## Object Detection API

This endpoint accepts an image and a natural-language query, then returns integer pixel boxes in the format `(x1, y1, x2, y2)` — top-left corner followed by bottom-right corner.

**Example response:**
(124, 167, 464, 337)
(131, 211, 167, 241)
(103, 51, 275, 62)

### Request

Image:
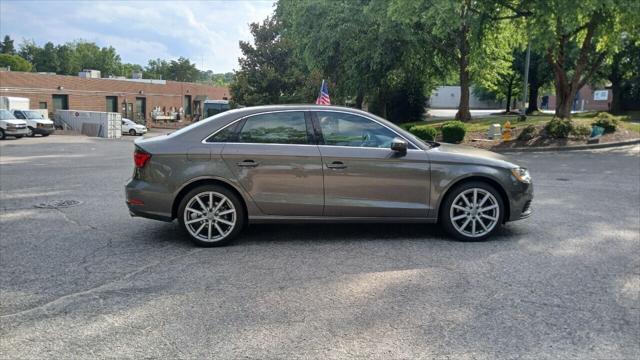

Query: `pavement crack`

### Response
(0, 248, 204, 320)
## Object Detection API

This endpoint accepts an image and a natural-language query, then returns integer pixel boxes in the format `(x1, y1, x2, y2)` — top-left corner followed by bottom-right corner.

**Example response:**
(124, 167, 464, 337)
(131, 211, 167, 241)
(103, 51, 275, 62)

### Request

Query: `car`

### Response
(121, 118, 147, 136)
(0, 109, 29, 140)
(12, 109, 55, 137)
(125, 105, 533, 246)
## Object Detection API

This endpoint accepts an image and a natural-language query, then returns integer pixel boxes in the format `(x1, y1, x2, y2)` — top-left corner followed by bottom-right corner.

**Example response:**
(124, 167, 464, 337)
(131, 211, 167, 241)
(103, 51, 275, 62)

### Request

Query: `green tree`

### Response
(144, 58, 170, 79)
(168, 57, 199, 82)
(607, 33, 640, 113)
(0, 35, 16, 54)
(390, 0, 527, 121)
(278, 0, 437, 122)
(0, 54, 32, 71)
(527, 0, 640, 118)
(33, 42, 59, 73)
(231, 16, 317, 106)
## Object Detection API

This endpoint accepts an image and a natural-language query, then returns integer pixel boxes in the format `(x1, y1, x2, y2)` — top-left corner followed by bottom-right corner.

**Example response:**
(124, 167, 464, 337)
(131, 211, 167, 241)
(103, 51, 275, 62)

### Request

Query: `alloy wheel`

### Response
(183, 191, 236, 242)
(449, 188, 500, 238)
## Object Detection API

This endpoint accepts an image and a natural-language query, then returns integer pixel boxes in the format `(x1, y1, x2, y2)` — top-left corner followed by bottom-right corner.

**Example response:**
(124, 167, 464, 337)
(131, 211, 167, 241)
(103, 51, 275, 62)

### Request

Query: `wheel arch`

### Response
(436, 175, 511, 223)
(171, 177, 249, 221)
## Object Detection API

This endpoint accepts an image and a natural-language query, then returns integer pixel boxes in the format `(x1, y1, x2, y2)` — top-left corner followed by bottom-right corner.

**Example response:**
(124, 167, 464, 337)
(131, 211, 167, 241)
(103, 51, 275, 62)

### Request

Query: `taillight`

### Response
(134, 150, 151, 168)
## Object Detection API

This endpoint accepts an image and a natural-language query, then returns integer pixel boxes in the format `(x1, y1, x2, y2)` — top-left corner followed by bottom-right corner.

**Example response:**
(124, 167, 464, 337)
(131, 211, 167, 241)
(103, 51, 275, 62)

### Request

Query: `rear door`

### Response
(221, 111, 324, 216)
(312, 110, 430, 218)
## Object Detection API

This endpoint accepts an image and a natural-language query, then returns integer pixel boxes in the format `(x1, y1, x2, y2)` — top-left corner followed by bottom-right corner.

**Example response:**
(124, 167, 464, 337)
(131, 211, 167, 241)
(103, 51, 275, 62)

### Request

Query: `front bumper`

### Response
(33, 127, 55, 135)
(508, 182, 533, 222)
(4, 127, 29, 136)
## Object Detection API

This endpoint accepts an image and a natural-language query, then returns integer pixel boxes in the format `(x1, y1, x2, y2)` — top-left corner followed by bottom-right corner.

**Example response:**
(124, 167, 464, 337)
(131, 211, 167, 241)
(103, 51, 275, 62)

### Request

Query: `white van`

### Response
(12, 109, 55, 137)
(0, 109, 29, 140)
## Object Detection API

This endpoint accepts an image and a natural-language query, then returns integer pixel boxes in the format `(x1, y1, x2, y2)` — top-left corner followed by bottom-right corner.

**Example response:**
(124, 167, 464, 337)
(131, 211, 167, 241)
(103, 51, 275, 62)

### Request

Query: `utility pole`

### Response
(521, 41, 531, 115)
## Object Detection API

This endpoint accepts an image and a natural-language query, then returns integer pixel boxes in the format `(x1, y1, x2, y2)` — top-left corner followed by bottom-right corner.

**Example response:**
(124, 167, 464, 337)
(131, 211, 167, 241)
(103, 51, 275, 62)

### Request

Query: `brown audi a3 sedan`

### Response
(126, 105, 532, 246)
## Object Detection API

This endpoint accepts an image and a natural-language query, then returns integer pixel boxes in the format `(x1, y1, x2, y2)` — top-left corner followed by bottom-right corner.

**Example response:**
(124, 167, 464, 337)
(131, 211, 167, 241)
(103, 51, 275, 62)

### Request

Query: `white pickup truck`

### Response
(12, 109, 55, 137)
(0, 109, 29, 140)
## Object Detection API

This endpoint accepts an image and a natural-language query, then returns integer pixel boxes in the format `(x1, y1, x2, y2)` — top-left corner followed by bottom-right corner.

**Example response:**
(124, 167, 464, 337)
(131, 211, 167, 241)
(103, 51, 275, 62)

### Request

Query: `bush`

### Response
(591, 113, 618, 133)
(409, 125, 438, 141)
(545, 118, 574, 138)
(441, 121, 466, 143)
(518, 124, 537, 141)
(571, 124, 592, 139)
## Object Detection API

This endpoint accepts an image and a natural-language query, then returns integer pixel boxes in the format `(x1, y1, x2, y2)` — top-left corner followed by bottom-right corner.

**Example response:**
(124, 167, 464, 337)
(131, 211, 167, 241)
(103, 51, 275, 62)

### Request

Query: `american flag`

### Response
(315, 80, 330, 105)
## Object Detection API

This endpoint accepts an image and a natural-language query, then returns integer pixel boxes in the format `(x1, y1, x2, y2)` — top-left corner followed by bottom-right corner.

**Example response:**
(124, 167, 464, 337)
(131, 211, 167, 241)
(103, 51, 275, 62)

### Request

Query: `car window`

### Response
(237, 112, 310, 144)
(23, 111, 44, 119)
(315, 111, 398, 148)
(0, 110, 17, 120)
(207, 121, 240, 143)
(13, 111, 26, 119)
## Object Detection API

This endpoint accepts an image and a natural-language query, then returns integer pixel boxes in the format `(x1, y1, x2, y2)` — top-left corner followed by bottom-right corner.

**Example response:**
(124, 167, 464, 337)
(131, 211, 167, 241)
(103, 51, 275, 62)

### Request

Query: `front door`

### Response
(136, 97, 146, 122)
(221, 111, 324, 216)
(313, 111, 430, 217)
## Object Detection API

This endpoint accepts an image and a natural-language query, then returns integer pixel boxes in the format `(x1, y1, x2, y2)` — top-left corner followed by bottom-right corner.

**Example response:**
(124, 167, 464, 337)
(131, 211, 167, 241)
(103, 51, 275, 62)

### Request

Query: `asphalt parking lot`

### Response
(1, 133, 639, 359)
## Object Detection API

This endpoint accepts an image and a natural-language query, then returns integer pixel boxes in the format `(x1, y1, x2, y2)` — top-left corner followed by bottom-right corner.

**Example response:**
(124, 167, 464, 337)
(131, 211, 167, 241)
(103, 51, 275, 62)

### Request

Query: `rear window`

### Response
(237, 112, 310, 145)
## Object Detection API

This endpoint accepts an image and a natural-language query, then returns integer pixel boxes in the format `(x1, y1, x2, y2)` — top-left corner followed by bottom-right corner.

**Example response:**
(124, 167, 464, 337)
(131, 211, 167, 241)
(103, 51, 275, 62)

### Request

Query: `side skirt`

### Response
(249, 216, 437, 224)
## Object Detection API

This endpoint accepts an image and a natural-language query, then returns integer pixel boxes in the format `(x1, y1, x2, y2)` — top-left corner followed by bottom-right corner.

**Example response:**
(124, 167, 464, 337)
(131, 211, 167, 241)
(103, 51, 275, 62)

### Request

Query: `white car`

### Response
(0, 109, 29, 140)
(122, 118, 147, 136)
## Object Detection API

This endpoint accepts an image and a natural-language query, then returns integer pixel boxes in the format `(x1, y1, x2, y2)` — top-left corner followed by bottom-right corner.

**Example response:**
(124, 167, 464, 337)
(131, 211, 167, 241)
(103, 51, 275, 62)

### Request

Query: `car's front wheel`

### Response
(129, 129, 137, 136)
(441, 181, 504, 241)
(177, 185, 245, 247)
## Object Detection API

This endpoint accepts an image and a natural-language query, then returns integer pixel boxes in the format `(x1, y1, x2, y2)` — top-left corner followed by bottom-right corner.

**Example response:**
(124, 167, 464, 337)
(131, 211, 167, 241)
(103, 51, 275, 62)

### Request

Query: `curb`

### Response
(492, 138, 640, 153)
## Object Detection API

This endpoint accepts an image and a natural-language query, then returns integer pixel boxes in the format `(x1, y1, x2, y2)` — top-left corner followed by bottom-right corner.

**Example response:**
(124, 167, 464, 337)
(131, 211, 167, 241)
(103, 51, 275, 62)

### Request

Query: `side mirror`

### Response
(390, 137, 407, 155)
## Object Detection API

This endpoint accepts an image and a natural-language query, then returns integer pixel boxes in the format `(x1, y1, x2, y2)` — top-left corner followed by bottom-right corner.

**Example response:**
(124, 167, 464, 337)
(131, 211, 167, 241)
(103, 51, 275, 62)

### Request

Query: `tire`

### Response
(177, 185, 246, 247)
(42, 133, 50, 137)
(441, 181, 505, 242)
(15, 135, 23, 139)
(0, 129, 5, 140)
(129, 129, 137, 136)
(27, 127, 34, 137)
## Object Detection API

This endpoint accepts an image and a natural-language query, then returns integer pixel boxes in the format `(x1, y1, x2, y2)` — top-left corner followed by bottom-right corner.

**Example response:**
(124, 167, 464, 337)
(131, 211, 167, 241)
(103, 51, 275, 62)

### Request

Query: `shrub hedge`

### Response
(441, 121, 466, 143)
(591, 113, 618, 133)
(518, 124, 537, 141)
(545, 118, 574, 138)
(409, 125, 438, 141)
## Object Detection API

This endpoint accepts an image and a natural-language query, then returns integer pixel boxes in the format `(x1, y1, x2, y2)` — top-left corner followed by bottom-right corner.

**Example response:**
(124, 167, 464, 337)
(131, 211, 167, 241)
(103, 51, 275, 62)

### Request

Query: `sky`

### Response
(0, 0, 275, 73)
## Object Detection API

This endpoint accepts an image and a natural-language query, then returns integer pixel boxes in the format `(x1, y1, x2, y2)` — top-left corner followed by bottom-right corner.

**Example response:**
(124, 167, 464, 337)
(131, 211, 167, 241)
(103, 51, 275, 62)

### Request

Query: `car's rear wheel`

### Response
(15, 135, 23, 139)
(129, 129, 136, 136)
(441, 181, 504, 241)
(0, 129, 6, 140)
(177, 185, 245, 247)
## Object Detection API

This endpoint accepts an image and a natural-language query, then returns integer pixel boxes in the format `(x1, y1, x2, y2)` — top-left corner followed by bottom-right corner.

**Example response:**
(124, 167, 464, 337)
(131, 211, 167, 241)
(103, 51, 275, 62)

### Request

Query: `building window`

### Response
(52, 95, 69, 111)
(39, 102, 47, 109)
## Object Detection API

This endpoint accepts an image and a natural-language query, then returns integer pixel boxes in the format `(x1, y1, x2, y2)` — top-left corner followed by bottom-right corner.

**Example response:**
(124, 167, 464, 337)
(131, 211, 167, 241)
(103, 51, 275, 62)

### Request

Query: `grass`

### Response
(401, 111, 640, 135)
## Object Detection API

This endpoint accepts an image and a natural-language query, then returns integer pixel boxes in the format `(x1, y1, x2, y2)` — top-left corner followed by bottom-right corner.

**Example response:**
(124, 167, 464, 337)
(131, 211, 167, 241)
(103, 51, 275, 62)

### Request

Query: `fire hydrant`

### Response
(502, 121, 512, 141)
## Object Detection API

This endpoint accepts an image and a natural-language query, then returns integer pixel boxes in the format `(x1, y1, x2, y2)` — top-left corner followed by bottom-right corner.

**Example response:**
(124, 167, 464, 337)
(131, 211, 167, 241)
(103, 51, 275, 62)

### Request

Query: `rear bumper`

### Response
(125, 178, 174, 222)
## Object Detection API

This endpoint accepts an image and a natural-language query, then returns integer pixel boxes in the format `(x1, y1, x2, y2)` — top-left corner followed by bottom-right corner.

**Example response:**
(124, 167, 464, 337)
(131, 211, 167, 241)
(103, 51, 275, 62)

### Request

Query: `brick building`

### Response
(0, 71, 230, 125)
(544, 85, 611, 112)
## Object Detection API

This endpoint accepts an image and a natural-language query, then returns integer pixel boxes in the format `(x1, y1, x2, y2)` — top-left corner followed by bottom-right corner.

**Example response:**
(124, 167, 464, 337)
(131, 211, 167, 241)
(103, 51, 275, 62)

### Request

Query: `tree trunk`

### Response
(505, 77, 514, 113)
(610, 81, 622, 114)
(526, 83, 540, 114)
(355, 91, 364, 109)
(455, 18, 472, 122)
(555, 84, 575, 119)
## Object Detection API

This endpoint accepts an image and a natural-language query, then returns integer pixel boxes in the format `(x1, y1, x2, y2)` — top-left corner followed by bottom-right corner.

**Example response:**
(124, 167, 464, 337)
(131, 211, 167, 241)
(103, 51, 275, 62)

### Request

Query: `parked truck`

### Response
(0, 109, 28, 140)
(0, 96, 55, 137)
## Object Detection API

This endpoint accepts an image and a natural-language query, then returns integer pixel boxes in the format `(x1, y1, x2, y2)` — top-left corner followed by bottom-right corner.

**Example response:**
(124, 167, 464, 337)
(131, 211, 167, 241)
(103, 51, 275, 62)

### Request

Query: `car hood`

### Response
(31, 119, 54, 124)
(428, 142, 518, 168)
(2, 119, 27, 126)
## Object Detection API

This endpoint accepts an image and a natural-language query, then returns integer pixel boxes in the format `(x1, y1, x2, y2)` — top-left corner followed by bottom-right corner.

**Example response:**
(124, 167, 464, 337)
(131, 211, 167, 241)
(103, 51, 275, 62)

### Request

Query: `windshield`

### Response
(0, 109, 17, 120)
(23, 110, 45, 119)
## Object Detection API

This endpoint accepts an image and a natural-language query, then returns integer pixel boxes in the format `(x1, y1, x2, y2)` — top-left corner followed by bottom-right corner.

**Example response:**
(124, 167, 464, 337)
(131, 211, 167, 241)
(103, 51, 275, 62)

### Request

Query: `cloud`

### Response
(0, 0, 275, 72)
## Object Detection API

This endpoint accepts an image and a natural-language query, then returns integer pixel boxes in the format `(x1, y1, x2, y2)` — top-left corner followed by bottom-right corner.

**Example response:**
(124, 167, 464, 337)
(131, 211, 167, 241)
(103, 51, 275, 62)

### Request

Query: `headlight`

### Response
(511, 167, 531, 183)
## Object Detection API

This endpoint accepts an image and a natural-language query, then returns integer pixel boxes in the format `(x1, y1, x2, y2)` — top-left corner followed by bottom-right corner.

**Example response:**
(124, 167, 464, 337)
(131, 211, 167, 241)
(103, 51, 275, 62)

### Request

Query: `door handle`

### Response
(326, 161, 347, 169)
(236, 160, 259, 168)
